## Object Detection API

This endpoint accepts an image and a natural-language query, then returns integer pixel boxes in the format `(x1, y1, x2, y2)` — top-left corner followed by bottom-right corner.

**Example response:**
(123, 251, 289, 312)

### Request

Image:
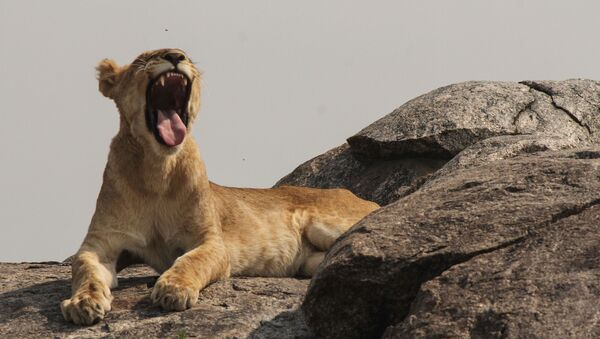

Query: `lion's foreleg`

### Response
(60, 231, 124, 325)
(151, 238, 231, 311)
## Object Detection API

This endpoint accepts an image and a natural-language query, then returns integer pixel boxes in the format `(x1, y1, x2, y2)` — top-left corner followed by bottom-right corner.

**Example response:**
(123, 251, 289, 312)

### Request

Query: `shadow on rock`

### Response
(0, 277, 76, 332)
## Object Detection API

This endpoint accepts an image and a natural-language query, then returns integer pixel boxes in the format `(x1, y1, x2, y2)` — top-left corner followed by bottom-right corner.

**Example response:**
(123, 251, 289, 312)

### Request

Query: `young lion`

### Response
(60, 48, 379, 325)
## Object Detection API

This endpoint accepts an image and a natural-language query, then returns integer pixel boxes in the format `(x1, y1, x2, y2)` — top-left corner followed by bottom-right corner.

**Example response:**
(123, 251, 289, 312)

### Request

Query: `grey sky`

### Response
(1, 0, 600, 261)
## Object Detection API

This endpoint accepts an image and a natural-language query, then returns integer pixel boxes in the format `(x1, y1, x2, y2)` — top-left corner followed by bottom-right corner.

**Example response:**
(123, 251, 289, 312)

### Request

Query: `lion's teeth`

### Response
(156, 72, 186, 86)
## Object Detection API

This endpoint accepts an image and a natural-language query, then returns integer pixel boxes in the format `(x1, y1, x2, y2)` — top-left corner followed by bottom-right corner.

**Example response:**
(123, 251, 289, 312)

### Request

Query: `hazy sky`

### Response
(2, 1, 600, 262)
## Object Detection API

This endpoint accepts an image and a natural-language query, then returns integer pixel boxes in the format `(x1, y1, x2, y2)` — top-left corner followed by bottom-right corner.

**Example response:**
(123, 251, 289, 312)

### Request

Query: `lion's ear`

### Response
(96, 59, 121, 99)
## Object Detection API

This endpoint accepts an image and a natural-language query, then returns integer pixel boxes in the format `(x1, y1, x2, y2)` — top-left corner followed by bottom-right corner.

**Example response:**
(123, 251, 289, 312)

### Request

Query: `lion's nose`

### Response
(163, 52, 186, 66)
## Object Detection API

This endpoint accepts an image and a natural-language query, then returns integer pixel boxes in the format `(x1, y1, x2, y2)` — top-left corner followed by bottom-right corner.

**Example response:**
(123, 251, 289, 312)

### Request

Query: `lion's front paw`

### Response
(60, 290, 112, 325)
(151, 274, 199, 311)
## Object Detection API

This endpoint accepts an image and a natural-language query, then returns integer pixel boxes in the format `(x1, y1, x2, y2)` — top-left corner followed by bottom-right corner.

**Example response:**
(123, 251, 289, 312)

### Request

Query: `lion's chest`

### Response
(130, 199, 201, 273)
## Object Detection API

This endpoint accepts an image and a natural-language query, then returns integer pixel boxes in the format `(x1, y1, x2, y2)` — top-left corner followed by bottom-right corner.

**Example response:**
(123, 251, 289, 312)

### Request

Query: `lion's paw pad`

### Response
(151, 278, 199, 311)
(61, 293, 111, 325)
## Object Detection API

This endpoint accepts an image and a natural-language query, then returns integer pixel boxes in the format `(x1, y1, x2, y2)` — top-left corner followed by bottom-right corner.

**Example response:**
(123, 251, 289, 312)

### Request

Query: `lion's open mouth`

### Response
(145, 71, 191, 147)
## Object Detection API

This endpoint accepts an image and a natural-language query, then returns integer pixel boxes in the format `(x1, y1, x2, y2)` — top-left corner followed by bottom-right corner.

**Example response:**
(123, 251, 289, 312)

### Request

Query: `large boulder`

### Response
(302, 148, 600, 338)
(289, 79, 600, 338)
(346, 81, 593, 158)
(277, 80, 600, 206)
(386, 202, 600, 338)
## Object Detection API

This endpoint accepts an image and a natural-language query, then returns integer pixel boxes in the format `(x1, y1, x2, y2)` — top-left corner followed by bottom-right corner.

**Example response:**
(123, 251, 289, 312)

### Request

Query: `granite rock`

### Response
(0, 263, 311, 338)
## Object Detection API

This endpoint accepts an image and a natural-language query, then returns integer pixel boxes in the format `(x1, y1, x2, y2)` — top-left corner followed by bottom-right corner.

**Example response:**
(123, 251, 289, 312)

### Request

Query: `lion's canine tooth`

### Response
(160, 76, 165, 86)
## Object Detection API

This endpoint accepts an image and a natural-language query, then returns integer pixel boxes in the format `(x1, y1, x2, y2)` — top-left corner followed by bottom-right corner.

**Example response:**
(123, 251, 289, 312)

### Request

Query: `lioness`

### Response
(60, 48, 379, 325)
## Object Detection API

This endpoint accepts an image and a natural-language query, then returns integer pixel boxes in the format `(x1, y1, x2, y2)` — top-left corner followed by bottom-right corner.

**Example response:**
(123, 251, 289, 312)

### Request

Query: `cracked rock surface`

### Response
(347, 81, 537, 158)
(521, 79, 600, 137)
(278, 80, 600, 206)
(346, 81, 597, 158)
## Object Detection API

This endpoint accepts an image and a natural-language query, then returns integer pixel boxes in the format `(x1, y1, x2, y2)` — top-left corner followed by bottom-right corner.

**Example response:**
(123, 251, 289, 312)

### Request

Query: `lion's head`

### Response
(96, 48, 201, 155)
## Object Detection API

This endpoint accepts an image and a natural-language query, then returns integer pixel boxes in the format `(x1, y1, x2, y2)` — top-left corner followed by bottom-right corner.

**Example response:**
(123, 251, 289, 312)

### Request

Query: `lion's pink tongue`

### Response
(157, 109, 187, 146)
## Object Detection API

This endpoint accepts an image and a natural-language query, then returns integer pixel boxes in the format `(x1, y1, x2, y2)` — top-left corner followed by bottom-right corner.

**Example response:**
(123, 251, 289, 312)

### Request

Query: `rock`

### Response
(302, 148, 600, 338)
(284, 80, 600, 338)
(521, 79, 600, 138)
(346, 81, 594, 159)
(275, 144, 446, 206)
(0, 263, 311, 338)
(422, 134, 586, 187)
(347, 81, 535, 158)
(385, 203, 600, 338)
(278, 80, 598, 207)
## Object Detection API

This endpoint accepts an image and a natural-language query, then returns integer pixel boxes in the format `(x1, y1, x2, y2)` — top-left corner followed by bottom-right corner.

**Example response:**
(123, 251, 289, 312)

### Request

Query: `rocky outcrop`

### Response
(277, 79, 600, 206)
(4, 79, 600, 338)
(386, 201, 600, 338)
(290, 79, 600, 338)
(303, 148, 600, 338)
(275, 144, 446, 206)
(0, 263, 310, 338)
(347, 80, 596, 158)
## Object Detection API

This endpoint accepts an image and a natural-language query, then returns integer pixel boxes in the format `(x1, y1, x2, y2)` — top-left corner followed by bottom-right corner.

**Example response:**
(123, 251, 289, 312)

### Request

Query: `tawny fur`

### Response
(60, 48, 379, 325)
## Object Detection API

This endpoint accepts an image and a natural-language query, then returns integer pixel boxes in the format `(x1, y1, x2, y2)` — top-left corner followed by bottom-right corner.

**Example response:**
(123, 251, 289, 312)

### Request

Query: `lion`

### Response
(60, 48, 380, 325)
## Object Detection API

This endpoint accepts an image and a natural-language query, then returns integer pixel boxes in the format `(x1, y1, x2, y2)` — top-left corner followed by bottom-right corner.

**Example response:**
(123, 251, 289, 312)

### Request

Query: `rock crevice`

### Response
(521, 80, 593, 134)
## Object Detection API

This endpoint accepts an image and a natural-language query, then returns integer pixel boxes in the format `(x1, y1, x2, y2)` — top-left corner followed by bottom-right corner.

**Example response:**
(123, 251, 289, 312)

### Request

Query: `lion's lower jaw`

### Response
(140, 132, 189, 158)
(153, 143, 184, 157)
(126, 119, 192, 157)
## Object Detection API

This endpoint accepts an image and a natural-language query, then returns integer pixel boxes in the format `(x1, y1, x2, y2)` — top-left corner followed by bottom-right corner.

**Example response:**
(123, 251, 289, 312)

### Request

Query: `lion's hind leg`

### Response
(304, 221, 345, 251)
(300, 251, 325, 276)
(300, 221, 348, 277)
